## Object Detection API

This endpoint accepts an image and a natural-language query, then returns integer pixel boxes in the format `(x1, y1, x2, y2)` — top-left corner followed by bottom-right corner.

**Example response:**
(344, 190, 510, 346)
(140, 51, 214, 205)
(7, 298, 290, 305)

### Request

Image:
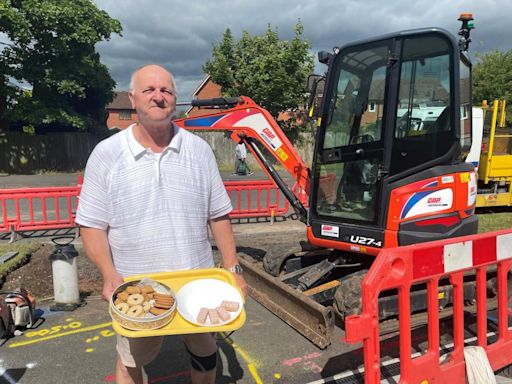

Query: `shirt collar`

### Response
(126, 123, 183, 159)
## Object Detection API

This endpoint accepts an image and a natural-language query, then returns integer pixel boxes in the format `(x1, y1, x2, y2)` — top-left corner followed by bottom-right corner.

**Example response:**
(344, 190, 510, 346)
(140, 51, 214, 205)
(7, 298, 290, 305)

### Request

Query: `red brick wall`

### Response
(107, 110, 138, 130)
(187, 81, 222, 117)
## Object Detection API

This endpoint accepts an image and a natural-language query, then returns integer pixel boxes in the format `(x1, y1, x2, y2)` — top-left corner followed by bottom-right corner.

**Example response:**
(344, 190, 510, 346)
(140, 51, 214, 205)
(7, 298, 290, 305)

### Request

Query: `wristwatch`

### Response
(226, 264, 244, 275)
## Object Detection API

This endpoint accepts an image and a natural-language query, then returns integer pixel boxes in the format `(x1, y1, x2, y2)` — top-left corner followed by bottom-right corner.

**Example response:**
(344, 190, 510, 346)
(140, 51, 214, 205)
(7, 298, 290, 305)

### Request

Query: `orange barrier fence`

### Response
(224, 179, 290, 219)
(0, 185, 81, 239)
(344, 229, 512, 383)
(1, 178, 294, 239)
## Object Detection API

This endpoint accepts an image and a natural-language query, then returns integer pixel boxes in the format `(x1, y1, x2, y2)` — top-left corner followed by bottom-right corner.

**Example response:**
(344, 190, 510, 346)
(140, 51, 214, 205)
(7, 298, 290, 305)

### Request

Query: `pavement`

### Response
(0, 170, 280, 189)
(4, 219, 512, 384)
(3, 173, 512, 383)
(0, 173, 353, 384)
(1, 218, 367, 384)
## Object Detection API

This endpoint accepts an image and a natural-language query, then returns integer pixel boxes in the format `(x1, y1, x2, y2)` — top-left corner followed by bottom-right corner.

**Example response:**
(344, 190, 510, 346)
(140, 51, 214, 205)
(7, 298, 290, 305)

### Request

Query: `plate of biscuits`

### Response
(109, 278, 177, 331)
(176, 278, 243, 327)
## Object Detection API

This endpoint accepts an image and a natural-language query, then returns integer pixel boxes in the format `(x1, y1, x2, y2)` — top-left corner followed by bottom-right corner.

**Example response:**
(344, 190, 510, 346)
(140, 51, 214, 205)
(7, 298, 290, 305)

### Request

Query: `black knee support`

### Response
(187, 348, 217, 372)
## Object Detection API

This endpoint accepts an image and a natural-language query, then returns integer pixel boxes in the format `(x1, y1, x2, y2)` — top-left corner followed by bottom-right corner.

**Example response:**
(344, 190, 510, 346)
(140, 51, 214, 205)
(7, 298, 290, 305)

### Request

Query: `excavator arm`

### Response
(174, 96, 310, 220)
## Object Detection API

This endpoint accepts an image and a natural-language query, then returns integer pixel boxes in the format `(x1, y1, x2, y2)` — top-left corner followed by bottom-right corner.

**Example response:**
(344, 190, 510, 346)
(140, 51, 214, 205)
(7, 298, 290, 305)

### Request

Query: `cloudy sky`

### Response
(93, 0, 509, 103)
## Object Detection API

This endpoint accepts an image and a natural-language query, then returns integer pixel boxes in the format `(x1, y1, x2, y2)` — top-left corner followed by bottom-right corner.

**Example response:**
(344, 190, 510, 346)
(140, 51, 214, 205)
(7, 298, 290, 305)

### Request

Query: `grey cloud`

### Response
(94, 0, 512, 101)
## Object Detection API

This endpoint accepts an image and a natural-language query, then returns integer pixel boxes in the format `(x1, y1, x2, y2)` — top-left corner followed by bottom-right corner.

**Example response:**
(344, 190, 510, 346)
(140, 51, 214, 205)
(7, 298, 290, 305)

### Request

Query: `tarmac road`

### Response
(0, 170, 281, 189)
(2, 173, 512, 383)
(5, 220, 511, 384)
(1, 219, 369, 384)
(0, 172, 363, 383)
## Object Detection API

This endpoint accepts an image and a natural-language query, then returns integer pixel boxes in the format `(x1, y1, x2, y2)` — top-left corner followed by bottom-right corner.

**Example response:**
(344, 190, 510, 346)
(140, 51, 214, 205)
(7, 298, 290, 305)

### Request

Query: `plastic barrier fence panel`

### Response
(345, 229, 512, 384)
(1, 179, 289, 238)
(0, 186, 80, 233)
(225, 180, 290, 218)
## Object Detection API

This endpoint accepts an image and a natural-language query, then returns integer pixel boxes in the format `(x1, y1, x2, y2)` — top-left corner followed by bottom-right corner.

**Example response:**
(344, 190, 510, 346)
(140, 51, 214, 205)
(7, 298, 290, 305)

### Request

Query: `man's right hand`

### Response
(80, 227, 123, 302)
(102, 272, 125, 301)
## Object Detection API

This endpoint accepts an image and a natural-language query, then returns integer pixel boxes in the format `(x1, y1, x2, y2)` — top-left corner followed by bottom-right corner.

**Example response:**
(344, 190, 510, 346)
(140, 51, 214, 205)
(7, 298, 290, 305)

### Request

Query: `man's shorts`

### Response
(117, 333, 218, 368)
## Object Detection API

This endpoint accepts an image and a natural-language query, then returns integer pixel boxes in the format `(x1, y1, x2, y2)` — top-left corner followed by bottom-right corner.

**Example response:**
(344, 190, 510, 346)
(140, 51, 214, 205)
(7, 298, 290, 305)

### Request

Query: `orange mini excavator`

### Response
(175, 15, 480, 347)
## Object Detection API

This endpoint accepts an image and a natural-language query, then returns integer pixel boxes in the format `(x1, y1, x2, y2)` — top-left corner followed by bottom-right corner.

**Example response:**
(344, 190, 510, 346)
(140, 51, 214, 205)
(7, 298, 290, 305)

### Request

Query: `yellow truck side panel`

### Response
(479, 154, 512, 182)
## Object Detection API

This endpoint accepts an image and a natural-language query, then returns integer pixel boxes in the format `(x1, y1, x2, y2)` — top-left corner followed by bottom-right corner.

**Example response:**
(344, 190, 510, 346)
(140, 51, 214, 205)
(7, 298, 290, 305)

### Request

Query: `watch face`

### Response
(230, 265, 243, 274)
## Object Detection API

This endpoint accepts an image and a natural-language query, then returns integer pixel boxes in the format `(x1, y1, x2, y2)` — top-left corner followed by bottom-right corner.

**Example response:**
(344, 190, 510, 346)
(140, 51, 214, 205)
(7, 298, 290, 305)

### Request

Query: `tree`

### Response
(0, 0, 122, 133)
(473, 50, 512, 109)
(203, 21, 314, 138)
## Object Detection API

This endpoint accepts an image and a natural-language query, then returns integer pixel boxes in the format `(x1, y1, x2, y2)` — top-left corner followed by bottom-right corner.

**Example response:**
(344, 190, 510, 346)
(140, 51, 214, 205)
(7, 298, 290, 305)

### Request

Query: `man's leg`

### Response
(234, 158, 241, 174)
(182, 333, 218, 384)
(116, 356, 144, 384)
(190, 363, 216, 384)
(116, 334, 163, 384)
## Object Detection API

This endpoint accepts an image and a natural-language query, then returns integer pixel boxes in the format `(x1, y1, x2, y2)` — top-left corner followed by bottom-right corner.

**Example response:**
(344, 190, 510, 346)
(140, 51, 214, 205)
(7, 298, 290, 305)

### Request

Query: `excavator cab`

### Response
(308, 27, 476, 253)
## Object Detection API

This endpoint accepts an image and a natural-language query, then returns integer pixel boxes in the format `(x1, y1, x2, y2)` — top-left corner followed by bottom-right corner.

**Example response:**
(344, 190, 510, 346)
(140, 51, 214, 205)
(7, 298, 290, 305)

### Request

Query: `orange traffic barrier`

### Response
(1, 178, 292, 240)
(0, 185, 81, 241)
(344, 229, 512, 383)
(224, 179, 290, 218)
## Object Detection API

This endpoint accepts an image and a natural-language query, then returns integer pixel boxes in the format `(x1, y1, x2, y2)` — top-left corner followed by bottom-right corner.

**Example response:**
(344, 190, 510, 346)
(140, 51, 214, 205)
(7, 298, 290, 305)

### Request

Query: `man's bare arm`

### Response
(209, 215, 247, 297)
(80, 226, 124, 301)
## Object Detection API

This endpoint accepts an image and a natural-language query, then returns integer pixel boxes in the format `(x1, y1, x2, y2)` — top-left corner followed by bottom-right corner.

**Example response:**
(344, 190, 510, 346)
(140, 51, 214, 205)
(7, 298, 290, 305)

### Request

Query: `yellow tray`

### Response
(111, 268, 246, 337)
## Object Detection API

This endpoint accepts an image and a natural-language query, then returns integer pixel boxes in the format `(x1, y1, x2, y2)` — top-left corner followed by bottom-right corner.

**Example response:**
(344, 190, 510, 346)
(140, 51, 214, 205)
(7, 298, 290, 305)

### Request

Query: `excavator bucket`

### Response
(239, 255, 335, 349)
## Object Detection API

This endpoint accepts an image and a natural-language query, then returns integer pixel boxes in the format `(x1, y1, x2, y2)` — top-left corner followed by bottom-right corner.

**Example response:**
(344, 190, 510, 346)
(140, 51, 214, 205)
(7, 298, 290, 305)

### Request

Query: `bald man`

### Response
(76, 64, 246, 384)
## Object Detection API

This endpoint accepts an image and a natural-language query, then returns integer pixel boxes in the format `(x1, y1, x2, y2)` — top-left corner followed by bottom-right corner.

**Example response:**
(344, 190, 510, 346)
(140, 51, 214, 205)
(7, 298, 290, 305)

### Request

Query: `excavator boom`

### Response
(174, 96, 310, 207)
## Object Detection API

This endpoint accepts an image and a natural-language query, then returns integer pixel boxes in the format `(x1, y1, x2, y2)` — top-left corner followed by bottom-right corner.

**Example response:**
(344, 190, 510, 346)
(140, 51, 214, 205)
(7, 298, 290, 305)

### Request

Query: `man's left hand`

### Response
(234, 274, 248, 298)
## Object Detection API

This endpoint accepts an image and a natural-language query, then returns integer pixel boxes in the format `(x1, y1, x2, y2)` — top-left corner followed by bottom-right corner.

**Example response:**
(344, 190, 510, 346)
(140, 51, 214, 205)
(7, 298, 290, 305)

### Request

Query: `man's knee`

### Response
(187, 349, 217, 372)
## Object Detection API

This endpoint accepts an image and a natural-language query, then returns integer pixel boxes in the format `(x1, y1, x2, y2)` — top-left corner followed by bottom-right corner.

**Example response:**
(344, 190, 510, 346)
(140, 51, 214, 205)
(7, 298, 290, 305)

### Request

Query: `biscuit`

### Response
(221, 300, 240, 312)
(154, 302, 173, 309)
(116, 302, 129, 314)
(209, 309, 220, 324)
(149, 306, 168, 316)
(127, 304, 143, 317)
(216, 306, 231, 322)
(153, 293, 173, 300)
(127, 293, 144, 306)
(117, 291, 129, 301)
(141, 285, 154, 294)
(154, 297, 174, 304)
(126, 286, 141, 294)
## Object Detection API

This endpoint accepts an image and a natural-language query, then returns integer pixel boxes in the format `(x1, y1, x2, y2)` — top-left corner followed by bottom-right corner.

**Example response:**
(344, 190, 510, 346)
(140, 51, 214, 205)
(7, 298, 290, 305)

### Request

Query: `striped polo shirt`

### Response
(75, 123, 232, 277)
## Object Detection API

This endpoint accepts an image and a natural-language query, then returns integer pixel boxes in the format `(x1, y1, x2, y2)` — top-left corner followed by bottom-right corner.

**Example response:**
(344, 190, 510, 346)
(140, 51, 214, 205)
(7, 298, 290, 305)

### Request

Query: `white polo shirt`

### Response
(75, 123, 232, 277)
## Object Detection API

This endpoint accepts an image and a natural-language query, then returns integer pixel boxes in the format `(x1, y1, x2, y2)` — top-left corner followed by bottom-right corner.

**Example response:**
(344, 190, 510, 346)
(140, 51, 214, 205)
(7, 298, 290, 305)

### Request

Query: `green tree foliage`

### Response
(203, 21, 314, 137)
(0, 0, 122, 133)
(473, 50, 512, 107)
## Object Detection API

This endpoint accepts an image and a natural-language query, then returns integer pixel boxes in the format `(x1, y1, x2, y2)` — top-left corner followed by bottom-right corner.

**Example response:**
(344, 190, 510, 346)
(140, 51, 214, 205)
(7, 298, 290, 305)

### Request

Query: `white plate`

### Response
(176, 278, 243, 327)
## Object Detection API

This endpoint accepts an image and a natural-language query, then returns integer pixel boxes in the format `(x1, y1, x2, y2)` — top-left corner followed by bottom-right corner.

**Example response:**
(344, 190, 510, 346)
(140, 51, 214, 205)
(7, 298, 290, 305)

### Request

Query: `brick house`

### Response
(185, 75, 222, 117)
(185, 75, 302, 123)
(106, 91, 137, 130)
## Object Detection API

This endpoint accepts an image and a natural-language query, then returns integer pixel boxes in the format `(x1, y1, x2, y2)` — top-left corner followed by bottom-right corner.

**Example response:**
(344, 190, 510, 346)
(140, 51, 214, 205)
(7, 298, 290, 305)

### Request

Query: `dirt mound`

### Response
(1, 243, 103, 301)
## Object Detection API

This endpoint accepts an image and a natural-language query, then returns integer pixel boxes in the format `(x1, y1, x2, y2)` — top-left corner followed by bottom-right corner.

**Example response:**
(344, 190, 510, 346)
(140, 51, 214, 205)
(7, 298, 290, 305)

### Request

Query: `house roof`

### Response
(191, 75, 212, 97)
(185, 75, 216, 114)
(107, 91, 133, 110)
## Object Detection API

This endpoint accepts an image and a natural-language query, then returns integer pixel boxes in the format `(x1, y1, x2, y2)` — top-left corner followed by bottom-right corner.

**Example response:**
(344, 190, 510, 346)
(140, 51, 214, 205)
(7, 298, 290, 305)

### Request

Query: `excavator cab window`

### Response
(314, 42, 389, 223)
(390, 34, 455, 174)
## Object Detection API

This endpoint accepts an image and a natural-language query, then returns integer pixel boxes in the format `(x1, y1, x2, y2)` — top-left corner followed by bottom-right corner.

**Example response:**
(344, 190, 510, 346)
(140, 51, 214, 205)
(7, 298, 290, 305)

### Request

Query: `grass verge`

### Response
(0, 242, 39, 283)
(477, 212, 512, 233)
